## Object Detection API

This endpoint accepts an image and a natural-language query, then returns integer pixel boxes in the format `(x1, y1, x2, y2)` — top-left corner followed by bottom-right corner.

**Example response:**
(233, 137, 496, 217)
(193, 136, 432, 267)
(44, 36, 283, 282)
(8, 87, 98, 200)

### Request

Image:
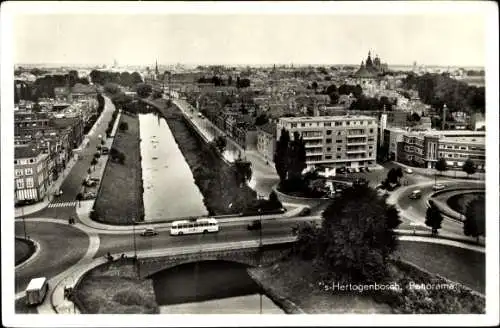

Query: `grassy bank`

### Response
(151, 100, 257, 215)
(93, 113, 145, 224)
(74, 259, 158, 314)
(249, 255, 485, 314)
(446, 192, 484, 215)
(15, 238, 35, 266)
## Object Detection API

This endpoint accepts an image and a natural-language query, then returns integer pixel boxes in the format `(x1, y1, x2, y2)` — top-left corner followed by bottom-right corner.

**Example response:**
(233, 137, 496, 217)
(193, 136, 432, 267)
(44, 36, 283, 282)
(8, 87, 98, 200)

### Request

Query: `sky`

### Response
(7, 2, 492, 67)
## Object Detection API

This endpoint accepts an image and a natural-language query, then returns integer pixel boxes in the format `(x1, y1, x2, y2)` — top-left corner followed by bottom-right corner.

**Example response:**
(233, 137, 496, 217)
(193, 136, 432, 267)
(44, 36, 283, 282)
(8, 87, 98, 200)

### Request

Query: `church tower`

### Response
(366, 51, 373, 68)
(155, 60, 159, 80)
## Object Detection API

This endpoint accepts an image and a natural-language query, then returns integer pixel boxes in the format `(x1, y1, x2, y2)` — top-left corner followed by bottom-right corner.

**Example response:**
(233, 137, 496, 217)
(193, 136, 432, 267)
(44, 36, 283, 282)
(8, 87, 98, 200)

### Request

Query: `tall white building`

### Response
(277, 115, 378, 169)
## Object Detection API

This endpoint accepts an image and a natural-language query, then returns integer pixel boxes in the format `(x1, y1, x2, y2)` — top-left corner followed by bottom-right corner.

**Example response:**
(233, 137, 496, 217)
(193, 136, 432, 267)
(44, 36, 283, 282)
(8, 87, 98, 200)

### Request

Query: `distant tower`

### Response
(113, 59, 118, 68)
(155, 60, 159, 80)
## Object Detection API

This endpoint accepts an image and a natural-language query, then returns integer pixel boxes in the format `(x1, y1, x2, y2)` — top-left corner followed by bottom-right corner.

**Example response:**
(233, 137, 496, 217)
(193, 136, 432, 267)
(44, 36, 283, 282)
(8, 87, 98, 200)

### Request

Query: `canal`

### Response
(139, 112, 208, 221)
(152, 260, 284, 314)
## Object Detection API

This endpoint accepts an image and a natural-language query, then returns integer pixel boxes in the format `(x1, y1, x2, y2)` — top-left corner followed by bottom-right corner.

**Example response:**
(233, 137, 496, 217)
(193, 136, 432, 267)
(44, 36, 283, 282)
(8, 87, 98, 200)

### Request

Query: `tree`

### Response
(130, 72, 144, 85)
(274, 128, 290, 182)
(213, 136, 227, 153)
(386, 205, 402, 230)
(395, 167, 403, 182)
(306, 185, 400, 283)
(410, 112, 421, 122)
(311, 81, 318, 92)
(254, 114, 269, 126)
(435, 157, 448, 184)
(462, 158, 476, 177)
(268, 191, 283, 209)
(136, 83, 152, 98)
(463, 196, 485, 243)
(233, 159, 252, 187)
(284, 131, 307, 186)
(425, 201, 443, 236)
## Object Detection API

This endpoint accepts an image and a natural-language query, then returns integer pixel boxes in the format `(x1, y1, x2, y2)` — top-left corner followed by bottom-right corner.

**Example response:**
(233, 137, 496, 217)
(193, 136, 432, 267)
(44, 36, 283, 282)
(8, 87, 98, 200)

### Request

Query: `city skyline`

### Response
(8, 3, 490, 67)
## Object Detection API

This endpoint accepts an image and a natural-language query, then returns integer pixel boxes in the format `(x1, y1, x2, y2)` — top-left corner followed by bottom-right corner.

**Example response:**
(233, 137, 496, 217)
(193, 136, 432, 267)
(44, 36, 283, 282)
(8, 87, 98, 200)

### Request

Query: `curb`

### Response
(15, 237, 41, 270)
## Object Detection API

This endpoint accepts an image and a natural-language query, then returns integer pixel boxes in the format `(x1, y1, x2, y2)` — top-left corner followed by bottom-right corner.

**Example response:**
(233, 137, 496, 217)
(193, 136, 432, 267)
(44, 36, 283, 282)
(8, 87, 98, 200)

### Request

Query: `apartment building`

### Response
(14, 145, 50, 204)
(277, 115, 378, 169)
(396, 130, 486, 170)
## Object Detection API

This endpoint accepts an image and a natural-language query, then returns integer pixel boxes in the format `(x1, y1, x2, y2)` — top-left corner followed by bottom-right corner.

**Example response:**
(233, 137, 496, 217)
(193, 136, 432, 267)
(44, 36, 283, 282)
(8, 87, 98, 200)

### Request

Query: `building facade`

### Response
(396, 130, 486, 170)
(256, 122, 277, 162)
(277, 115, 378, 169)
(14, 145, 50, 203)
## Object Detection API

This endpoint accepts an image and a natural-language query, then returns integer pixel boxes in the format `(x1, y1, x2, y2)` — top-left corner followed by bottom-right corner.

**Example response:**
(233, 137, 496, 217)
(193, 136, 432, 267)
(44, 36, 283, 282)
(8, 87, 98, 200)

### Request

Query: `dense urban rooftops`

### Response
(278, 115, 377, 122)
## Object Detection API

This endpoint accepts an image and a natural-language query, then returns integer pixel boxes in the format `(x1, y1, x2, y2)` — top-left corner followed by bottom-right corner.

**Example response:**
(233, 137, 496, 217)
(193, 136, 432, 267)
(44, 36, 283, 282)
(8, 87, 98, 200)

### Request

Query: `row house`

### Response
(14, 145, 50, 203)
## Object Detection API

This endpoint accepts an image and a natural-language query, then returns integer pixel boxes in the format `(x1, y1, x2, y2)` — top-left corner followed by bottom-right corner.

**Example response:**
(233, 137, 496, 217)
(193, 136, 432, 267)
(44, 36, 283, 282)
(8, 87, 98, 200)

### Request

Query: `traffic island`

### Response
(73, 258, 158, 314)
(248, 256, 485, 314)
(15, 237, 36, 266)
(92, 113, 145, 225)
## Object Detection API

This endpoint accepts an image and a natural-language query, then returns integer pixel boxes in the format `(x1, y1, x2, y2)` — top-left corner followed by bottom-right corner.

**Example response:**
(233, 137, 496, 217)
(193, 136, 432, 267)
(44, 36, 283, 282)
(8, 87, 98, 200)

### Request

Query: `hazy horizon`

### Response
(10, 5, 488, 68)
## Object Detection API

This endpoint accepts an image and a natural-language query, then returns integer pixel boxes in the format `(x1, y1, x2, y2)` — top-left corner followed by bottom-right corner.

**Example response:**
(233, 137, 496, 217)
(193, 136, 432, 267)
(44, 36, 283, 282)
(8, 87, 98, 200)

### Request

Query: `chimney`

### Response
(441, 104, 447, 130)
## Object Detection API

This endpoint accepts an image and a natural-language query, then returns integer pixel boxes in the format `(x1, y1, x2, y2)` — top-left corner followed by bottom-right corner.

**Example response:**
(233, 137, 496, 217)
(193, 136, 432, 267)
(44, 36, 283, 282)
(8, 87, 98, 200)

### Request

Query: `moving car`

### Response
(141, 228, 158, 237)
(409, 190, 422, 199)
(25, 277, 49, 306)
(298, 207, 312, 217)
(54, 190, 63, 197)
(247, 220, 262, 230)
(101, 146, 110, 155)
(433, 183, 446, 191)
(405, 168, 413, 174)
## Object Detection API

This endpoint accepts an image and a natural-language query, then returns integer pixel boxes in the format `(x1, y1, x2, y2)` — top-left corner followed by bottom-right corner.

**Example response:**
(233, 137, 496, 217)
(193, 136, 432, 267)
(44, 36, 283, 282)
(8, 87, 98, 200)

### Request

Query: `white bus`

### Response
(170, 218, 219, 236)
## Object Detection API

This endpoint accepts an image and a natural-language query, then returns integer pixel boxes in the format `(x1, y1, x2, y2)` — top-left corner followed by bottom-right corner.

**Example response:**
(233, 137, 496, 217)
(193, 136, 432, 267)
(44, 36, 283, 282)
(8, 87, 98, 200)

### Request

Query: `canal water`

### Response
(139, 113, 208, 221)
(152, 260, 284, 314)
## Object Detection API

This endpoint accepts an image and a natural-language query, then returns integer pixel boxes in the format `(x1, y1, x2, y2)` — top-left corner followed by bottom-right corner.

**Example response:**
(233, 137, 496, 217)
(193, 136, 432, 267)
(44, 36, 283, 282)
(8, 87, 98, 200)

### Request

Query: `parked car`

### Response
(54, 190, 63, 197)
(365, 167, 371, 172)
(359, 167, 365, 173)
(141, 228, 158, 237)
(247, 220, 262, 230)
(405, 168, 413, 174)
(433, 183, 446, 191)
(337, 168, 346, 174)
(82, 191, 97, 200)
(101, 146, 110, 155)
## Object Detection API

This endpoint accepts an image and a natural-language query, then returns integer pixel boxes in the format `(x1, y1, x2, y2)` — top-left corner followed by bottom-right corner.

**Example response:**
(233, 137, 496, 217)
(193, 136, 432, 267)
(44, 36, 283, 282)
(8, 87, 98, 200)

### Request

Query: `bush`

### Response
(119, 122, 129, 131)
(89, 210, 99, 221)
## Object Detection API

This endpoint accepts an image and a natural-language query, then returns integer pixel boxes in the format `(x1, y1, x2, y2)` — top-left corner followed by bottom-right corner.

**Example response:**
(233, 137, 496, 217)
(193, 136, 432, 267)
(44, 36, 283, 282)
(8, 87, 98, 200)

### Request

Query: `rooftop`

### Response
(278, 115, 377, 122)
(15, 145, 40, 159)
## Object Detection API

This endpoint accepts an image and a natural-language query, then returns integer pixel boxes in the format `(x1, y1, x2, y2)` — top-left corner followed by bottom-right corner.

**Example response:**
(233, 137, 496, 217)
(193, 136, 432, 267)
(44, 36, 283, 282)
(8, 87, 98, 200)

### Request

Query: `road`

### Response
(14, 94, 486, 314)
(52, 97, 116, 203)
(393, 179, 485, 235)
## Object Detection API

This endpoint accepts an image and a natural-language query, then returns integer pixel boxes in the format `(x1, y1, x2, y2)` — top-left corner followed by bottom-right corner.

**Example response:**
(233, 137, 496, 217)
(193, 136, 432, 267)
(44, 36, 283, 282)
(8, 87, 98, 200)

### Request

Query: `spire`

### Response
(155, 60, 159, 76)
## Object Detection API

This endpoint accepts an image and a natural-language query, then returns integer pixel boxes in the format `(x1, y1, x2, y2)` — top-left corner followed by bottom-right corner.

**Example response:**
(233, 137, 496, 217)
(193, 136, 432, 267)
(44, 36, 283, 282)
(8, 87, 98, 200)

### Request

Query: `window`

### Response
(15, 169, 23, 177)
(335, 122, 342, 126)
(448, 154, 453, 158)
(324, 122, 331, 127)
(336, 139, 342, 143)
(24, 168, 33, 175)
(369, 152, 372, 157)
(337, 147, 341, 151)
(369, 146, 373, 149)
(291, 123, 297, 128)
(301, 123, 306, 127)
(326, 138, 332, 143)
(26, 177, 34, 188)
(337, 131, 341, 136)
(369, 129, 374, 133)
(326, 130, 332, 135)
(346, 121, 350, 126)
(14, 160, 18, 165)
(29, 159, 34, 163)
(327, 147, 331, 151)
(325, 155, 332, 159)
(16, 179, 24, 189)
(336, 155, 341, 159)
